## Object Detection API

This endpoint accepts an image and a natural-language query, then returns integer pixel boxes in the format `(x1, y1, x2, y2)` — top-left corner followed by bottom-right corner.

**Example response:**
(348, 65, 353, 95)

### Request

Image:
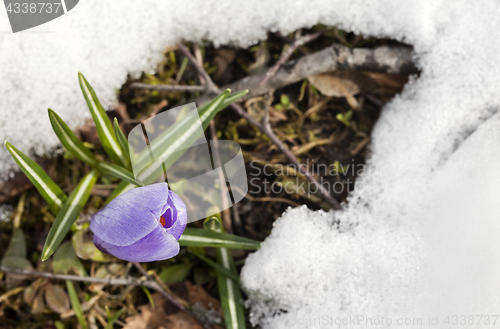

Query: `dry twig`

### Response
(260, 29, 324, 85)
(131, 82, 205, 92)
(0, 264, 212, 329)
(177, 43, 343, 210)
(194, 44, 417, 105)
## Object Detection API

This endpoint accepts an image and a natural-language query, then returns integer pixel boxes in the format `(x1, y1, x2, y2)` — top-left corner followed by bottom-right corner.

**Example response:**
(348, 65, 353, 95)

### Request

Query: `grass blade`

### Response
(66, 281, 88, 329)
(78, 72, 127, 166)
(179, 228, 260, 250)
(105, 307, 125, 329)
(4, 141, 67, 214)
(48, 109, 98, 167)
(96, 162, 143, 187)
(42, 169, 99, 261)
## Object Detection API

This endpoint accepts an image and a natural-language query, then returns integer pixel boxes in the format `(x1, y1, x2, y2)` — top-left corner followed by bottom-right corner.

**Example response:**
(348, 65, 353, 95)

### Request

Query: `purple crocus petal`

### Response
(90, 183, 170, 246)
(93, 224, 180, 262)
(164, 191, 187, 240)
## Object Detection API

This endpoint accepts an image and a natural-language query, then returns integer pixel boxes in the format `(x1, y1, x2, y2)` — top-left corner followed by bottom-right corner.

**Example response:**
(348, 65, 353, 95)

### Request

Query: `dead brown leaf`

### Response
(365, 72, 408, 89)
(124, 281, 223, 329)
(308, 72, 360, 97)
(44, 283, 70, 314)
(308, 72, 361, 109)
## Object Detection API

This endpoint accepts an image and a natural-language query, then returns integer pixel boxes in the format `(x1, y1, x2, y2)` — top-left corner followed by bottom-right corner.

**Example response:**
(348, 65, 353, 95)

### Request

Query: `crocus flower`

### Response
(90, 183, 187, 262)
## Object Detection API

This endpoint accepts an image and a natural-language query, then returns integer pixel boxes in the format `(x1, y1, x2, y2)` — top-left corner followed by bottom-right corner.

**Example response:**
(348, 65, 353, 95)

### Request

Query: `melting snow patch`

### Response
(240, 1, 500, 328)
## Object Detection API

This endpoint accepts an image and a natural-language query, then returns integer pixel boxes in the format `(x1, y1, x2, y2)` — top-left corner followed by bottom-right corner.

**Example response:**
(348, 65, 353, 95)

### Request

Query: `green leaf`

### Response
(5, 141, 67, 215)
(105, 307, 125, 329)
(48, 109, 98, 167)
(136, 89, 231, 185)
(78, 72, 127, 166)
(141, 287, 155, 308)
(53, 241, 87, 276)
(219, 90, 248, 111)
(48, 109, 138, 186)
(106, 89, 246, 201)
(215, 226, 246, 329)
(198, 89, 244, 131)
(55, 321, 65, 329)
(3, 228, 27, 259)
(113, 118, 131, 166)
(96, 161, 143, 187)
(189, 250, 240, 283)
(158, 263, 194, 284)
(1, 229, 34, 286)
(179, 228, 260, 250)
(66, 281, 88, 329)
(42, 169, 99, 261)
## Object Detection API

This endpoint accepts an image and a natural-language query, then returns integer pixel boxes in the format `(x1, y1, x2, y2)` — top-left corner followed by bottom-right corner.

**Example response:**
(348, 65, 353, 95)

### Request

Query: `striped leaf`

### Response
(215, 225, 246, 329)
(205, 89, 249, 129)
(136, 89, 231, 185)
(5, 141, 67, 214)
(42, 169, 99, 261)
(78, 72, 127, 166)
(48, 109, 98, 167)
(113, 118, 131, 167)
(106, 89, 247, 202)
(179, 228, 260, 250)
(96, 162, 143, 187)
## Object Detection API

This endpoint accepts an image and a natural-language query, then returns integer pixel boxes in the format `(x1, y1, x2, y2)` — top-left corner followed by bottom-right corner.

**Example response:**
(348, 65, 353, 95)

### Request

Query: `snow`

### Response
(240, 1, 500, 328)
(1, 0, 500, 327)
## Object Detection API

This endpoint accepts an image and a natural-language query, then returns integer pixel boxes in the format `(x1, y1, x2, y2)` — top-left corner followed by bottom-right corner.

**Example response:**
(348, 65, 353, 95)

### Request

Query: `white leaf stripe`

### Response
(98, 162, 143, 186)
(50, 111, 96, 165)
(43, 170, 98, 259)
(220, 247, 240, 329)
(138, 91, 230, 182)
(6, 143, 65, 209)
(178, 233, 259, 249)
(79, 74, 125, 163)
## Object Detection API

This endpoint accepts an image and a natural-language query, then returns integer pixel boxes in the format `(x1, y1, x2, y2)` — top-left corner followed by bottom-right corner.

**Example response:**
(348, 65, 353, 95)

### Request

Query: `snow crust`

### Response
(239, 1, 500, 328)
(1, 1, 500, 327)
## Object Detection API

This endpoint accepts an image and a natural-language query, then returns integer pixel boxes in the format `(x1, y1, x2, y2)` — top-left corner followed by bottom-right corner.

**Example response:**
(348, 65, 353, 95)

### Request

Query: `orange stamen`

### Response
(160, 215, 166, 227)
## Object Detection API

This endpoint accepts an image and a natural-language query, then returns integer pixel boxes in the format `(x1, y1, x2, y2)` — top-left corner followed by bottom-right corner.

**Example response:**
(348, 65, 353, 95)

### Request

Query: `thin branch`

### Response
(261, 29, 324, 85)
(177, 43, 218, 93)
(189, 42, 234, 233)
(0, 265, 153, 287)
(230, 102, 342, 210)
(132, 262, 189, 311)
(178, 42, 343, 210)
(194, 44, 417, 105)
(131, 82, 205, 92)
(0, 264, 213, 329)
